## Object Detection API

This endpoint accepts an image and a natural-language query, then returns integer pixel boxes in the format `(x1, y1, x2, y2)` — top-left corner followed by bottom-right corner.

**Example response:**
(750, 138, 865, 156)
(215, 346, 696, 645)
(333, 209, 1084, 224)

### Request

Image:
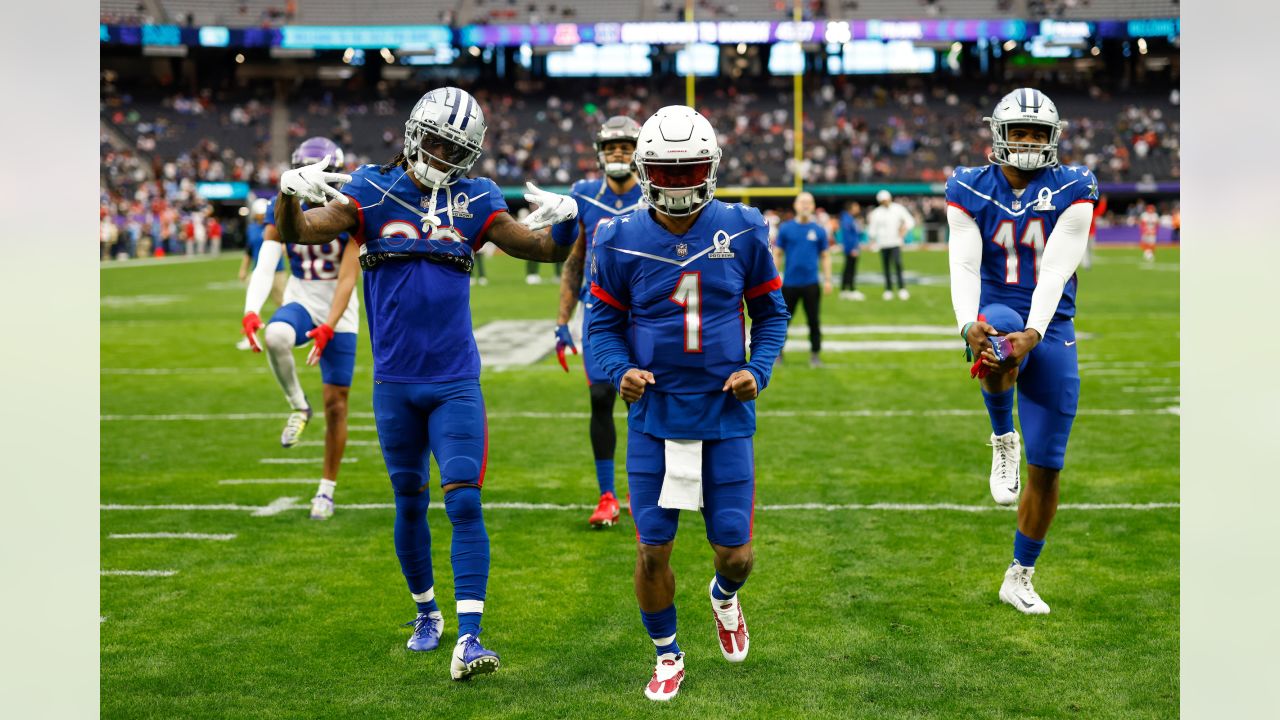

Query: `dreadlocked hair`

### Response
(380, 151, 407, 175)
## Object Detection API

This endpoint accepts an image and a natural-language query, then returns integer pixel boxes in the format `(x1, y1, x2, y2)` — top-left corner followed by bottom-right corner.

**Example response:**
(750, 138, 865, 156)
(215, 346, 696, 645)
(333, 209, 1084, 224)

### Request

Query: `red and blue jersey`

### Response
(588, 200, 790, 440)
(265, 195, 350, 280)
(945, 164, 1098, 323)
(340, 164, 508, 383)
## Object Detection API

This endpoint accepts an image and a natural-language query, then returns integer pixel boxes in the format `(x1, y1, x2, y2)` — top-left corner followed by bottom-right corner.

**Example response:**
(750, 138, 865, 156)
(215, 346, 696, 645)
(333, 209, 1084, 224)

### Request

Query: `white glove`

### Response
(279, 156, 352, 206)
(521, 182, 578, 231)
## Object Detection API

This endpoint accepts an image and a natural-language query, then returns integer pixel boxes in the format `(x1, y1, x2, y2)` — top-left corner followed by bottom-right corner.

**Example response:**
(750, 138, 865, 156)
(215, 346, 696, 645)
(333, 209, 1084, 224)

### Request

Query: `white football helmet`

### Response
(634, 106, 721, 217)
(985, 88, 1064, 171)
(595, 116, 641, 179)
(404, 87, 487, 188)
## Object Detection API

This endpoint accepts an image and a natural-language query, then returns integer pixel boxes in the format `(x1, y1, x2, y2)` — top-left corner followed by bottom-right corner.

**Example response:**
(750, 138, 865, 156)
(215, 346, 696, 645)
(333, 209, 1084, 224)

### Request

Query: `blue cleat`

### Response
(403, 612, 444, 652)
(450, 633, 500, 681)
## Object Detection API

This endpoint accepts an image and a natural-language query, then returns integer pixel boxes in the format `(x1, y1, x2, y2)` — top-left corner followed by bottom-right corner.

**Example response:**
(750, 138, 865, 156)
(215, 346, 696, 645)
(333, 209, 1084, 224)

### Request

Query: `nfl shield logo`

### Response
(615, 199, 623, 209)
(1011, 199, 1022, 211)
(420, 196, 433, 210)
(676, 243, 689, 258)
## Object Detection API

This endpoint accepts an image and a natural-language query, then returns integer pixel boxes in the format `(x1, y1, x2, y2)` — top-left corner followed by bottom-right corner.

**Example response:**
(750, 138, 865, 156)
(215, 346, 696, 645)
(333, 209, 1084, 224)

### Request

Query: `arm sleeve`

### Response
(947, 205, 983, 332)
(583, 227, 637, 389)
(740, 221, 789, 391)
(1026, 202, 1093, 337)
(244, 239, 284, 315)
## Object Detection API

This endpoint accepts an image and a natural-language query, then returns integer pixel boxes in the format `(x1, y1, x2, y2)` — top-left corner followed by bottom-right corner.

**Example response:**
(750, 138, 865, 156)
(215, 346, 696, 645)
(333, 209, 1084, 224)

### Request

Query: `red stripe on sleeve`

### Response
(473, 209, 505, 250)
(345, 194, 366, 244)
(1070, 199, 1096, 206)
(590, 282, 629, 311)
(745, 275, 782, 300)
(946, 201, 973, 217)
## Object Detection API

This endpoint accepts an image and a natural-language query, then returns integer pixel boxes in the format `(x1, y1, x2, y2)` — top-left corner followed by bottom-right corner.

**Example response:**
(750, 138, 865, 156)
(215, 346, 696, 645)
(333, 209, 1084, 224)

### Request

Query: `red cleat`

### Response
(644, 652, 685, 702)
(589, 492, 621, 528)
(710, 578, 750, 662)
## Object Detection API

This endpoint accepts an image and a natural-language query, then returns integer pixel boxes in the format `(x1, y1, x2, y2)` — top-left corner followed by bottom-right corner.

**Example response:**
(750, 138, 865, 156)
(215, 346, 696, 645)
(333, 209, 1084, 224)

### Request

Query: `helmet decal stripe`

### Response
(446, 88, 462, 127)
(459, 92, 473, 132)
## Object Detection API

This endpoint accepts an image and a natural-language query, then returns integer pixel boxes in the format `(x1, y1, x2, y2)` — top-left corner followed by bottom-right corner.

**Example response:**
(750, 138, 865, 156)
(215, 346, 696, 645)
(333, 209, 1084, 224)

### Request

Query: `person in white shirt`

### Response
(865, 190, 915, 300)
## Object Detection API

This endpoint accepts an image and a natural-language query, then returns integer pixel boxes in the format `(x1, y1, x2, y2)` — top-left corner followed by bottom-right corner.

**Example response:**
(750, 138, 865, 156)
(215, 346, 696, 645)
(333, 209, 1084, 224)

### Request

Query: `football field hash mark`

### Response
(250, 497, 300, 517)
(101, 570, 179, 577)
(102, 501, 1179, 514)
(259, 457, 359, 464)
(109, 533, 237, 541)
(219, 479, 323, 485)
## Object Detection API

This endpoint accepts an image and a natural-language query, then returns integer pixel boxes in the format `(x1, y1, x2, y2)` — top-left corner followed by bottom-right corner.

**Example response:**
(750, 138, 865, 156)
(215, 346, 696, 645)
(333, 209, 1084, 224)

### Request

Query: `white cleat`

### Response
(525, 273, 542, 285)
(236, 337, 252, 350)
(710, 578, 750, 663)
(1000, 561, 1051, 615)
(850, 290, 865, 301)
(989, 431, 1021, 506)
(280, 407, 312, 448)
(897, 288, 910, 300)
(644, 652, 685, 701)
(309, 494, 334, 520)
(882, 289, 894, 301)
(838, 290, 853, 300)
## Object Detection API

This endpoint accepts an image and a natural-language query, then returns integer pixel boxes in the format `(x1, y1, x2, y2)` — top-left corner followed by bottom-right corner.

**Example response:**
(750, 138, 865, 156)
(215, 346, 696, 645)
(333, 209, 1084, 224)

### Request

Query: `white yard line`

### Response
(296, 440, 379, 447)
(219, 479, 320, 486)
(100, 570, 179, 577)
(251, 497, 301, 517)
(259, 457, 359, 464)
(102, 367, 268, 375)
(108, 533, 236, 541)
(103, 500, 1179, 514)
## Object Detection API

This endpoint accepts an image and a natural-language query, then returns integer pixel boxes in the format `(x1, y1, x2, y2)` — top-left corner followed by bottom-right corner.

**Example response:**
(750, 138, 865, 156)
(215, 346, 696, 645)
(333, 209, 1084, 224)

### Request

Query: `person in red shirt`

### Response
(1138, 203, 1159, 262)
(208, 215, 223, 255)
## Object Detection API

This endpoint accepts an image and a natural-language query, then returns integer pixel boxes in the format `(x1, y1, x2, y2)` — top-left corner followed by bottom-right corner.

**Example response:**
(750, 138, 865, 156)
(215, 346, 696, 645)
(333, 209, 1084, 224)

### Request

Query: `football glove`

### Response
(305, 323, 335, 366)
(280, 156, 352, 206)
(242, 312, 264, 353)
(554, 323, 577, 372)
(521, 182, 578, 232)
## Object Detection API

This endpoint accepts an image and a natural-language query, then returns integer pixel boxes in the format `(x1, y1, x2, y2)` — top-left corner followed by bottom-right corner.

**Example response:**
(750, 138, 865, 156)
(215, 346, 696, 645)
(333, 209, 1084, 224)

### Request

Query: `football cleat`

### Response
(589, 492, 621, 528)
(644, 652, 685, 701)
(281, 407, 312, 448)
(988, 431, 1021, 506)
(882, 289, 894, 301)
(809, 353, 823, 369)
(709, 578, 749, 662)
(404, 612, 444, 652)
(999, 561, 1051, 615)
(309, 494, 334, 520)
(850, 290, 865, 301)
(450, 634, 500, 680)
(897, 288, 910, 300)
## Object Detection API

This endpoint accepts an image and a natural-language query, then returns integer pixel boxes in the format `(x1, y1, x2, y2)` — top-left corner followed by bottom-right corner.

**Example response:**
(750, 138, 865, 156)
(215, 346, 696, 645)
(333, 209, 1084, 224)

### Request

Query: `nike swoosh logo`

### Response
(1018, 597, 1035, 608)
(1065, 341, 1076, 347)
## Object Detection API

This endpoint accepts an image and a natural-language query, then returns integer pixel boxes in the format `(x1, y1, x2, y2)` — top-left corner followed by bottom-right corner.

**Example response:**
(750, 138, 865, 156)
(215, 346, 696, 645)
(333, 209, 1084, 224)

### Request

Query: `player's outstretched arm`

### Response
(484, 211, 573, 262)
(556, 228, 587, 326)
(274, 193, 358, 246)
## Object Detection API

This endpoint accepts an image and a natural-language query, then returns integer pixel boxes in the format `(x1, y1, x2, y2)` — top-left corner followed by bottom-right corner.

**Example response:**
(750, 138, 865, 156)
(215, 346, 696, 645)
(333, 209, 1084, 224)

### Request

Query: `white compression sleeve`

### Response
(1026, 202, 1093, 337)
(244, 240, 285, 315)
(947, 206, 983, 332)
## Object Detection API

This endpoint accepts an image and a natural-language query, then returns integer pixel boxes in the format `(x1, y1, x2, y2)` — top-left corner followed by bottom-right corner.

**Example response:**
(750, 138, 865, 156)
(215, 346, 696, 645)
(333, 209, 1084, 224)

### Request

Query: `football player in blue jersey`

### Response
(241, 137, 361, 521)
(550, 116, 646, 529)
(947, 88, 1098, 615)
(587, 106, 790, 701)
(271, 87, 578, 680)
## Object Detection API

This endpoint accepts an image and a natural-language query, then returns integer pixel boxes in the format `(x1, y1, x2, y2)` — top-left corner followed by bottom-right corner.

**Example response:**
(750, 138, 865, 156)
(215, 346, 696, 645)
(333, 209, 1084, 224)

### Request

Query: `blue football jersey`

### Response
(774, 219, 829, 287)
(588, 200, 790, 440)
(264, 195, 350, 280)
(340, 165, 509, 383)
(945, 164, 1098, 323)
(551, 178, 645, 302)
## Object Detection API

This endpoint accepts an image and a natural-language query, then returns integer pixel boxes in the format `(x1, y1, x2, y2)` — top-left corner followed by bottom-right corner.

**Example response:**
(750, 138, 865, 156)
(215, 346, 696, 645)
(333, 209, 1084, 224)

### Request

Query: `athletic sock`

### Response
(411, 587, 440, 616)
(710, 572, 745, 602)
(317, 478, 336, 499)
(641, 605, 680, 656)
(1013, 529, 1046, 568)
(445, 487, 489, 639)
(595, 459, 615, 497)
(393, 490, 435, 610)
(982, 387, 1016, 436)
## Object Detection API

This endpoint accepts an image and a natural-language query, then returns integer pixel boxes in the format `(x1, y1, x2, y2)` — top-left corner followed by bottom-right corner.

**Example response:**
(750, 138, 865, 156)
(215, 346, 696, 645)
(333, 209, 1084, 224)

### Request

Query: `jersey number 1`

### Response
(992, 219, 1045, 284)
(669, 272, 702, 353)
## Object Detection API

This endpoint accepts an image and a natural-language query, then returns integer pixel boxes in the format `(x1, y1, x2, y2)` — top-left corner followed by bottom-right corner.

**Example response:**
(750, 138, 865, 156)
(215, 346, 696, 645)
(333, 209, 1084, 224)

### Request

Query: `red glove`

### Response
(306, 323, 335, 366)
(242, 312, 264, 353)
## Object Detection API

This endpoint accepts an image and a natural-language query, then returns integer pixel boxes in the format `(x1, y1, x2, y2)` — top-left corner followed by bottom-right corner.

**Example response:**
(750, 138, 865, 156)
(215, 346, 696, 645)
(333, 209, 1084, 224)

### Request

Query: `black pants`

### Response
(880, 247, 905, 291)
(840, 252, 859, 291)
(782, 283, 821, 353)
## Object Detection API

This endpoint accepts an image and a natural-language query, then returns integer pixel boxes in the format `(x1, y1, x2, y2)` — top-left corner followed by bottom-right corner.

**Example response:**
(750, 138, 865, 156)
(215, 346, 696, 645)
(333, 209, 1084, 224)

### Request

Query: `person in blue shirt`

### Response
(271, 87, 579, 681)
(947, 88, 1098, 616)
(772, 192, 833, 368)
(837, 200, 865, 301)
(550, 116, 646, 529)
(587, 105, 790, 702)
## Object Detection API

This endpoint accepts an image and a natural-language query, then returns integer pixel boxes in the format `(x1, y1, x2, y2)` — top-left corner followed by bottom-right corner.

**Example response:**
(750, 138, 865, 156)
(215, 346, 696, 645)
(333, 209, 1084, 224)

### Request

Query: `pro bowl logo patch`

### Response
(452, 193, 473, 219)
(709, 230, 736, 259)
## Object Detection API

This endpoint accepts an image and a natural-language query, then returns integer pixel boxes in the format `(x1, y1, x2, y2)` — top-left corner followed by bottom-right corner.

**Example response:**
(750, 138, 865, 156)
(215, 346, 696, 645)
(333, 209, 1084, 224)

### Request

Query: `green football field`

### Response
(100, 247, 1179, 719)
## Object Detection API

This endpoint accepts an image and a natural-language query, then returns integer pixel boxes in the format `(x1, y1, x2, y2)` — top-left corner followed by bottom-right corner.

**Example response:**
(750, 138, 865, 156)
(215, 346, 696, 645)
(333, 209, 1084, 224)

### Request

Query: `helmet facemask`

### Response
(636, 157, 718, 217)
(988, 119, 1062, 171)
(406, 122, 479, 188)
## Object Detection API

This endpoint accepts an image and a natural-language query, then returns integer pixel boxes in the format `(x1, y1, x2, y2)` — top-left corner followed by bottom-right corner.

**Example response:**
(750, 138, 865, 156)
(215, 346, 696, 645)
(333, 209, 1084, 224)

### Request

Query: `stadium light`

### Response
(234, 53, 244, 64)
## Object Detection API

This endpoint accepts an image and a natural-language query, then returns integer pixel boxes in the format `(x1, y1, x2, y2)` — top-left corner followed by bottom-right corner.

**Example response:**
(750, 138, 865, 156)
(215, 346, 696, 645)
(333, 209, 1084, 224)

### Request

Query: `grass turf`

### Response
(101, 247, 1178, 719)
